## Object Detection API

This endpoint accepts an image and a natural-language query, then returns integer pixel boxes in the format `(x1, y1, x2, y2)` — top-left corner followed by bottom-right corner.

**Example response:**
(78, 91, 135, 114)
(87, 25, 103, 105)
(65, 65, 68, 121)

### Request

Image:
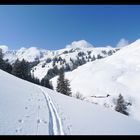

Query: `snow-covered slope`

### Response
(3, 40, 118, 80)
(51, 39, 140, 122)
(1, 69, 140, 135)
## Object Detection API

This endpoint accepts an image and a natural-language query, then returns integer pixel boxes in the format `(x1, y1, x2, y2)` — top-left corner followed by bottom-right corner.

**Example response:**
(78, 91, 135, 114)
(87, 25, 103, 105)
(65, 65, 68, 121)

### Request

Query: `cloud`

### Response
(0, 45, 8, 53)
(65, 40, 94, 49)
(116, 38, 129, 48)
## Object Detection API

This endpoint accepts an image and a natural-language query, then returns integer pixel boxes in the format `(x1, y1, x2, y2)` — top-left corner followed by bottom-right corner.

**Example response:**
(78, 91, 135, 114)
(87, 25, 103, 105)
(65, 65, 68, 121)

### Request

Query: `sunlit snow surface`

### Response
(51, 39, 140, 122)
(1, 70, 140, 135)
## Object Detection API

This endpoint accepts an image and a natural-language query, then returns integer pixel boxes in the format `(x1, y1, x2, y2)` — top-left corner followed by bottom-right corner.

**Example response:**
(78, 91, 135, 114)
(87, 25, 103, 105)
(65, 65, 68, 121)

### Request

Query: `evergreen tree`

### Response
(4, 62, 12, 73)
(64, 79, 72, 96)
(57, 70, 65, 93)
(0, 49, 12, 73)
(12, 59, 22, 78)
(0, 49, 4, 70)
(108, 50, 113, 56)
(46, 66, 59, 80)
(21, 59, 30, 79)
(41, 78, 53, 90)
(12, 59, 30, 79)
(97, 54, 103, 59)
(40, 78, 45, 86)
(115, 94, 129, 116)
(56, 70, 72, 96)
(0, 48, 3, 59)
(34, 77, 40, 85)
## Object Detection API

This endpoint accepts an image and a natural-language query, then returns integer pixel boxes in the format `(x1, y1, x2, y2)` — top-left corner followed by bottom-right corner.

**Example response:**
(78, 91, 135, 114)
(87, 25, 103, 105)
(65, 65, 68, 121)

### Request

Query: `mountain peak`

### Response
(0, 45, 9, 53)
(65, 40, 94, 49)
(14, 47, 46, 62)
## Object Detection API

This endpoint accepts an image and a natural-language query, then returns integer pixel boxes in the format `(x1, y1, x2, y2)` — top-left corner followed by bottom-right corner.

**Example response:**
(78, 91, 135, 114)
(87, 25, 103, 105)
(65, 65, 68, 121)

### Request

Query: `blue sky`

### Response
(0, 5, 140, 50)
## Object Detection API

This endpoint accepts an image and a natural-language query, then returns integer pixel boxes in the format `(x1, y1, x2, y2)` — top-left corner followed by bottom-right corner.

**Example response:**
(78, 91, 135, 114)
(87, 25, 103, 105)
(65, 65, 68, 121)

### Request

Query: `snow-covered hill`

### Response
(2, 40, 118, 80)
(51, 39, 140, 122)
(1, 69, 140, 135)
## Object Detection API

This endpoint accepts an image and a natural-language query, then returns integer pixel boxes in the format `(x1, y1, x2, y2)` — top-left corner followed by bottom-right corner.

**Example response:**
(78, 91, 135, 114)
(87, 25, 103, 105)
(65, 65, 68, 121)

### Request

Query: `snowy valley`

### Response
(1, 4, 140, 135)
(1, 39, 140, 135)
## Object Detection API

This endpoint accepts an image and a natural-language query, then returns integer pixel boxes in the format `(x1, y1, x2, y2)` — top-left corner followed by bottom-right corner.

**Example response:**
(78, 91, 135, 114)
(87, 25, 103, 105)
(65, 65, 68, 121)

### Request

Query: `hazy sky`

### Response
(0, 5, 140, 50)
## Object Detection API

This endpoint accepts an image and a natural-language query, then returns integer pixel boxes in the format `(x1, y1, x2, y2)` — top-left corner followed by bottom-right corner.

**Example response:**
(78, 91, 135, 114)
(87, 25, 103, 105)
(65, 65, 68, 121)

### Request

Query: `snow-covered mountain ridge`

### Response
(1, 40, 119, 80)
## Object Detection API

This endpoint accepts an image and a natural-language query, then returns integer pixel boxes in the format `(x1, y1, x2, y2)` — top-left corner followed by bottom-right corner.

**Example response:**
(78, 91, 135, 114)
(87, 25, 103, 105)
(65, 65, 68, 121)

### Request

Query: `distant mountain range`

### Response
(1, 40, 119, 80)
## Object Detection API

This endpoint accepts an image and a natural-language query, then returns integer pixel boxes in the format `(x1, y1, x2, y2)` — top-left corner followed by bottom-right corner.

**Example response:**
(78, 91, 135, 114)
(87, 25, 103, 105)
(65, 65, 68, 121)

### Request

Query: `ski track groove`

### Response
(39, 87, 65, 135)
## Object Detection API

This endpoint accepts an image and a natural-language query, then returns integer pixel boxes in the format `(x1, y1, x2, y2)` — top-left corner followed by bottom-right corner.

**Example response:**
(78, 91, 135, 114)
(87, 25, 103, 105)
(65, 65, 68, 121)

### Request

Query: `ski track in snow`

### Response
(39, 87, 65, 135)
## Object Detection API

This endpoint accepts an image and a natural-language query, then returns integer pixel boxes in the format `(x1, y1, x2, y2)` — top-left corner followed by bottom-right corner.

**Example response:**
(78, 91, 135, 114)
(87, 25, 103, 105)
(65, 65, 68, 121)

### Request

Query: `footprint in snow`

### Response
(42, 120, 47, 124)
(67, 126, 70, 131)
(18, 119, 24, 123)
(67, 124, 72, 129)
(37, 119, 41, 124)
(25, 107, 28, 110)
(15, 128, 22, 133)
